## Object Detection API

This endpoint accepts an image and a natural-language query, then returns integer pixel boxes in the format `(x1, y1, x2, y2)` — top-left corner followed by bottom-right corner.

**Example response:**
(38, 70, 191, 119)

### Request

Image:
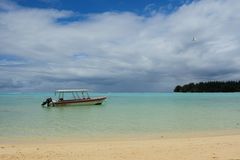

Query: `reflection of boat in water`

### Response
(41, 89, 107, 107)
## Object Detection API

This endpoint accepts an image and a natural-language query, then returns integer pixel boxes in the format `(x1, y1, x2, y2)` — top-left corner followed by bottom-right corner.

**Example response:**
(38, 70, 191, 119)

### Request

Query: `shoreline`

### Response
(1, 128, 240, 144)
(1, 133, 240, 160)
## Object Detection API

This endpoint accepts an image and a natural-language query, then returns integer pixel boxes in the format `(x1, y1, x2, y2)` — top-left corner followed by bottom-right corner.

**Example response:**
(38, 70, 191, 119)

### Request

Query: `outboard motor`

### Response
(41, 97, 53, 107)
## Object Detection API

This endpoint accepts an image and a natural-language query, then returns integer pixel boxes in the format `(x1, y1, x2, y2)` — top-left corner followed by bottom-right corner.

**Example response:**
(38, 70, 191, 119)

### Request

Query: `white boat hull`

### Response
(52, 97, 107, 106)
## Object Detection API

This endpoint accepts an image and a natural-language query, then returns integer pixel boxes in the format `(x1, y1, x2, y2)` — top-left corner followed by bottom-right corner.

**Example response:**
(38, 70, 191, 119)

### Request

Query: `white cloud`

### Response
(0, 0, 19, 11)
(0, 0, 240, 92)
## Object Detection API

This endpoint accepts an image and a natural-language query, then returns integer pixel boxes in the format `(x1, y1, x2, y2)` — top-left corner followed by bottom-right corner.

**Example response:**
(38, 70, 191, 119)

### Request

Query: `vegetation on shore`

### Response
(174, 81, 240, 92)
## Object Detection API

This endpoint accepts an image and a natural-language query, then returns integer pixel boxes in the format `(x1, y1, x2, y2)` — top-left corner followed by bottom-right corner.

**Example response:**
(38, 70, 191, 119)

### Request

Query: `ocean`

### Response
(0, 92, 240, 140)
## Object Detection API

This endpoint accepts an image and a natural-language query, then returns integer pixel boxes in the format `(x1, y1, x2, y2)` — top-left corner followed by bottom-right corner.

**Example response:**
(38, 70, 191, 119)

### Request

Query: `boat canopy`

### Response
(55, 89, 89, 93)
(55, 89, 90, 99)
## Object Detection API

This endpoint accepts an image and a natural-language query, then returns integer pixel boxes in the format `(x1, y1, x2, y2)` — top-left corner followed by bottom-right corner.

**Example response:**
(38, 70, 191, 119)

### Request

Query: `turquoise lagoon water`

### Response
(0, 92, 240, 139)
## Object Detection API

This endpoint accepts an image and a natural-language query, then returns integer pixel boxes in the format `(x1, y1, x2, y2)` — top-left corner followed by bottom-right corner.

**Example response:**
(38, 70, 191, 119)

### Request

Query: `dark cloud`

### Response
(0, 79, 23, 90)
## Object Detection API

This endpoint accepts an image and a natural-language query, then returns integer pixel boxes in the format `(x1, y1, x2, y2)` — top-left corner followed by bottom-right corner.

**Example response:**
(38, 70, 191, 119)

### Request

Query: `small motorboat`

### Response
(41, 89, 107, 107)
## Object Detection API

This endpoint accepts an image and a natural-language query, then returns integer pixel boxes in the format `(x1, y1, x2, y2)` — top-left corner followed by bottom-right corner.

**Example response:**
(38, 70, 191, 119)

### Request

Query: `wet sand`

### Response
(1, 134, 240, 160)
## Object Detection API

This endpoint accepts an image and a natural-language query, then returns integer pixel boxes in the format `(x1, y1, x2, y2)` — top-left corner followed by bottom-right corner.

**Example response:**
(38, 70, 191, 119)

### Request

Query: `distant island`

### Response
(174, 81, 240, 92)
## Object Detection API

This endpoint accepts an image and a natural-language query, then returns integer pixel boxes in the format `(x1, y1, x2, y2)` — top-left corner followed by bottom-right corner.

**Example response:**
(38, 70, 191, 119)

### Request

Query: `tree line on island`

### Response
(174, 81, 240, 92)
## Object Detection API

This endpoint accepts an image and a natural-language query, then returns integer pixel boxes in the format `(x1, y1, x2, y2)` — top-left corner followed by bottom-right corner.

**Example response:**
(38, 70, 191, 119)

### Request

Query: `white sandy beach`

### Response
(1, 134, 240, 160)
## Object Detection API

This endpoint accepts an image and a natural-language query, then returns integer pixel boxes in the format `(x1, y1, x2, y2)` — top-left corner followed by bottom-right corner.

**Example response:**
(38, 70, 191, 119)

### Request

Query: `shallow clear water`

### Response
(0, 92, 240, 139)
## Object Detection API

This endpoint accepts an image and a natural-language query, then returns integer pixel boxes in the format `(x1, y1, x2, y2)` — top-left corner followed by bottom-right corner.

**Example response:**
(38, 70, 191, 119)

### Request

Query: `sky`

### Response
(0, 0, 240, 92)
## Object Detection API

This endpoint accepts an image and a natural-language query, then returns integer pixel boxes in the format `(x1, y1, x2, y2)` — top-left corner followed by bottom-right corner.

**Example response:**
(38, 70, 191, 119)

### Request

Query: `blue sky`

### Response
(13, 0, 192, 14)
(0, 0, 240, 92)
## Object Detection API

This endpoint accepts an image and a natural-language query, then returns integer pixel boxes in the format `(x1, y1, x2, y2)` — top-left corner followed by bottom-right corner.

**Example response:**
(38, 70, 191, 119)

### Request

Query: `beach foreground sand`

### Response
(1, 135, 240, 160)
